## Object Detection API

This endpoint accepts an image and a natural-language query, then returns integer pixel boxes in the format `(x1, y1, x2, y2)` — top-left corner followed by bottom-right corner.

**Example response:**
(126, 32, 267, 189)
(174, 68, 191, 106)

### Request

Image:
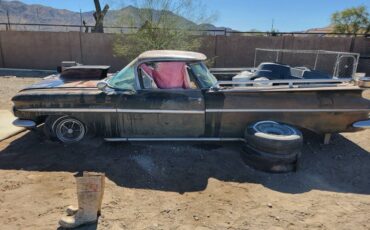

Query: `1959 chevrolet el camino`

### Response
(11, 50, 370, 144)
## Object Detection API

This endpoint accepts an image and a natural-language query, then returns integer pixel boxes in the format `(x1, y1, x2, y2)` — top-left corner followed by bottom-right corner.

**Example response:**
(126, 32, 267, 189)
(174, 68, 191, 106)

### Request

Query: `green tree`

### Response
(331, 5, 370, 34)
(113, 0, 216, 60)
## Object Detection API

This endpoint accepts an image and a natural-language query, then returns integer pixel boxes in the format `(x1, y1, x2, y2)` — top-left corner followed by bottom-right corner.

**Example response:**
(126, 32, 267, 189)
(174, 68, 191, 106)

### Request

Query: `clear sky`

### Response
(14, 0, 370, 31)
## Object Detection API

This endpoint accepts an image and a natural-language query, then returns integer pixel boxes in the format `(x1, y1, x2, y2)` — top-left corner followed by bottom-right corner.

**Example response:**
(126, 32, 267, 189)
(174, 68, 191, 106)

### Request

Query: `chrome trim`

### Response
(18, 108, 116, 113)
(116, 109, 204, 114)
(18, 107, 369, 114)
(18, 108, 204, 114)
(105, 137, 246, 142)
(352, 119, 370, 128)
(12, 119, 36, 128)
(206, 108, 370, 113)
(218, 78, 353, 88)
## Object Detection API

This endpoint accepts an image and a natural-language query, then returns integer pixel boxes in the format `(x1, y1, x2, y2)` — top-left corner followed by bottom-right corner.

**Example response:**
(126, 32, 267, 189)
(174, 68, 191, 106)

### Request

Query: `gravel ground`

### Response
(0, 77, 369, 230)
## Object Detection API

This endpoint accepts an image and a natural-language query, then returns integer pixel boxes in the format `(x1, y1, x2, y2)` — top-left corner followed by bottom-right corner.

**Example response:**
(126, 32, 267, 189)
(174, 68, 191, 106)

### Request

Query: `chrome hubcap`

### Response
(254, 121, 296, 136)
(55, 118, 85, 143)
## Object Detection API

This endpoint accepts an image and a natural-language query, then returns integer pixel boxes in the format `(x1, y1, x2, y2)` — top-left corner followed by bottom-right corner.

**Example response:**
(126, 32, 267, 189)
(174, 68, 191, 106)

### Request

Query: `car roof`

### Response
(138, 50, 207, 62)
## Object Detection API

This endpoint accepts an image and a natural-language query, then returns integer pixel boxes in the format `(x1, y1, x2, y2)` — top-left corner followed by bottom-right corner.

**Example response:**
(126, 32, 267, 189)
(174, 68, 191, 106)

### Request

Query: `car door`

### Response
(116, 89, 205, 137)
(115, 61, 205, 138)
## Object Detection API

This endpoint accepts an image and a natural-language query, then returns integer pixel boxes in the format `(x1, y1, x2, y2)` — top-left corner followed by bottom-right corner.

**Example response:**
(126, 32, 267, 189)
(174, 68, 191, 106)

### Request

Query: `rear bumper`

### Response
(352, 119, 370, 129)
(12, 119, 36, 128)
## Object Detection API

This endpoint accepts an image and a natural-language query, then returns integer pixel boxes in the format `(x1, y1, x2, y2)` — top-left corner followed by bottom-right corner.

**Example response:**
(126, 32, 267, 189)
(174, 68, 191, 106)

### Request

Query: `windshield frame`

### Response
(106, 58, 139, 91)
(106, 58, 217, 91)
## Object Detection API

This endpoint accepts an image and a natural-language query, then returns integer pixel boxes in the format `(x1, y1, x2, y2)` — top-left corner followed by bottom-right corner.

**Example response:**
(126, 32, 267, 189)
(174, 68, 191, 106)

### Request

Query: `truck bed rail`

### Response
(215, 78, 354, 89)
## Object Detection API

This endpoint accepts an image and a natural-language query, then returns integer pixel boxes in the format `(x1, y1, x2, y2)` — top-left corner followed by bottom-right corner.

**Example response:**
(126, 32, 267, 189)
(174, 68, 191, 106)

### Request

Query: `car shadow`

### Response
(0, 128, 369, 195)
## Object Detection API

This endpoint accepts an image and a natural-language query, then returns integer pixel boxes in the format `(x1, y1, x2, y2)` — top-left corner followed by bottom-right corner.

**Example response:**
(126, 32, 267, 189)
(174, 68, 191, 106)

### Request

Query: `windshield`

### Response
(108, 59, 136, 90)
(190, 62, 217, 88)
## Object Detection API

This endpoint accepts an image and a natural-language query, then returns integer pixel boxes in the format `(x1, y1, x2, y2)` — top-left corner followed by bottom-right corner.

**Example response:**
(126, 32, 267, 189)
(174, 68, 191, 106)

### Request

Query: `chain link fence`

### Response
(254, 49, 360, 78)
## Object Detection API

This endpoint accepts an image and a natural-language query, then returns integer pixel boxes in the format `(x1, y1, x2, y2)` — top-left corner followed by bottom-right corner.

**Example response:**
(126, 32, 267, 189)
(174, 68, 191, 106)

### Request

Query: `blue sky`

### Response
(14, 0, 370, 31)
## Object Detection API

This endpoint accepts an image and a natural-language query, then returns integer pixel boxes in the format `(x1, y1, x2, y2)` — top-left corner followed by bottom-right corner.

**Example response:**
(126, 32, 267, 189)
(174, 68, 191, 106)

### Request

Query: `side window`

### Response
(185, 66, 199, 89)
(139, 62, 198, 90)
(190, 63, 217, 88)
(140, 68, 158, 89)
(108, 61, 136, 90)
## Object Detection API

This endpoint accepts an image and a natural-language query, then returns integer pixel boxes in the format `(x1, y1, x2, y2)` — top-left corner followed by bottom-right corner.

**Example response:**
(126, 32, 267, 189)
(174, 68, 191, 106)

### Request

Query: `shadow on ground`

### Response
(0, 128, 369, 195)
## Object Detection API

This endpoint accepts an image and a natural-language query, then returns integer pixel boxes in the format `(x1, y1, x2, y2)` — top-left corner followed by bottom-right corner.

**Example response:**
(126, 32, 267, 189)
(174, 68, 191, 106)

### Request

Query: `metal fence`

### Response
(0, 22, 369, 37)
(254, 49, 360, 78)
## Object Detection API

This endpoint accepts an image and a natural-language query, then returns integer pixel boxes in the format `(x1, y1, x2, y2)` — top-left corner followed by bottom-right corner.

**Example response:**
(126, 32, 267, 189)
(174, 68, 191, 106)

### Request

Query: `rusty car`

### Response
(11, 50, 370, 147)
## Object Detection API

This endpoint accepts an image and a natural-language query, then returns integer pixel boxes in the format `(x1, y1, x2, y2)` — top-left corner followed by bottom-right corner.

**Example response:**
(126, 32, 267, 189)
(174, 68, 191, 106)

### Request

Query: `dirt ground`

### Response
(0, 77, 40, 111)
(0, 77, 370, 230)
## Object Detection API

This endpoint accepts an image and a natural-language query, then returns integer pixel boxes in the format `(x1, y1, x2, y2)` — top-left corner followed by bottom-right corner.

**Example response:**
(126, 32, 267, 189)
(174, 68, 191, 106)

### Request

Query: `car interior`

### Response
(139, 62, 198, 89)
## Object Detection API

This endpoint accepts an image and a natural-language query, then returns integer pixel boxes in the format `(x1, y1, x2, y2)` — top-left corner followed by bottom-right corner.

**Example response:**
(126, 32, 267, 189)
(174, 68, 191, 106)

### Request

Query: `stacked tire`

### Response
(242, 121, 303, 173)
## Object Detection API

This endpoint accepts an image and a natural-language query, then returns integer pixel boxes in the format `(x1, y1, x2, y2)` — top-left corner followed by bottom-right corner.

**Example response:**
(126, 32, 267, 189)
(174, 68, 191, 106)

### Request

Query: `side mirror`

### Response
(97, 81, 108, 91)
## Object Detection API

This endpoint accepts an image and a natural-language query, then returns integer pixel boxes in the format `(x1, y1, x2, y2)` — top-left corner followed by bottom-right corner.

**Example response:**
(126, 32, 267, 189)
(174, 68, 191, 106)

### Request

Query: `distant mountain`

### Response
(198, 23, 234, 31)
(0, 0, 227, 32)
(305, 25, 334, 34)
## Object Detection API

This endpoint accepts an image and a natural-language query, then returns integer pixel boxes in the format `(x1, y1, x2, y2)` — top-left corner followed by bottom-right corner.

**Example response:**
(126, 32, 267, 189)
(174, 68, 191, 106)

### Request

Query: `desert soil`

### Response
(0, 77, 40, 111)
(0, 77, 369, 230)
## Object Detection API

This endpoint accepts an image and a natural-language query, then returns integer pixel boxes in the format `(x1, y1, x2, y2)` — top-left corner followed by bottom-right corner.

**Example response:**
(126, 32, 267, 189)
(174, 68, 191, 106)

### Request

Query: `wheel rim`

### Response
(55, 118, 85, 143)
(254, 121, 296, 136)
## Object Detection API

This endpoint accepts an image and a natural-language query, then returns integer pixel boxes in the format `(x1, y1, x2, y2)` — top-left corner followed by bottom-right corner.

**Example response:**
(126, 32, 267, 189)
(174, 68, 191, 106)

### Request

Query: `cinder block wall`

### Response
(0, 31, 368, 75)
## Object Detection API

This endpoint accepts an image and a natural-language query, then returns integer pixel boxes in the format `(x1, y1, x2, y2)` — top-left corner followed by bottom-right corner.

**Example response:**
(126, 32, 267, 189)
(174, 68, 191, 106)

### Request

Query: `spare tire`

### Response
(244, 121, 303, 155)
(241, 144, 298, 173)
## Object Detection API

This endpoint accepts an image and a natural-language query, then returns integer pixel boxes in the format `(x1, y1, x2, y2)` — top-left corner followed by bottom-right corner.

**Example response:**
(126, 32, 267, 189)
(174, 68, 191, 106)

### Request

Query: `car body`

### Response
(12, 50, 370, 143)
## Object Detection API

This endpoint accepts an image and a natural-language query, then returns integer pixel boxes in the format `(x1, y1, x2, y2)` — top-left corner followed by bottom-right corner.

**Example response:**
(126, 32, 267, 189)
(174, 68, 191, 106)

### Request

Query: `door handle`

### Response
(189, 97, 202, 103)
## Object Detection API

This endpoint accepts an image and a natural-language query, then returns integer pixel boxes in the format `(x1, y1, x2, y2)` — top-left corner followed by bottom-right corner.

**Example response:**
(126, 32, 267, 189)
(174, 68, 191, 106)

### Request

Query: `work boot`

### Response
(65, 172, 105, 216)
(59, 174, 103, 229)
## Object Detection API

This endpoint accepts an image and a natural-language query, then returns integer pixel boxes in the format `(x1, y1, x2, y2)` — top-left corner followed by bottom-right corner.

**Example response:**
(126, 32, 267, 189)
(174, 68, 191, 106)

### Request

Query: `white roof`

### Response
(138, 50, 207, 61)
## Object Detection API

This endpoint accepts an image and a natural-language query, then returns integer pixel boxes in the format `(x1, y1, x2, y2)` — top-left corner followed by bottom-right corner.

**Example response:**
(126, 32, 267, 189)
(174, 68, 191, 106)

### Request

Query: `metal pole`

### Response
(79, 9, 83, 33)
(79, 32, 84, 64)
(79, 9, 84, 64)
(36, 8, 40, 31)
(333, 53, 340, 77)
(214, 35, 218, 67)
(6, 10, 11, 31)
(254, 49, 257, 67)
(313, 50, 319, 70)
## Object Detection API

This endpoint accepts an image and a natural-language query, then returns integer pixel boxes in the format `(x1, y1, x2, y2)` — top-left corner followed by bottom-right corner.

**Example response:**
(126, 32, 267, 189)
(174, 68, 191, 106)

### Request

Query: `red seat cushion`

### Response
(141, 62, 190, 89)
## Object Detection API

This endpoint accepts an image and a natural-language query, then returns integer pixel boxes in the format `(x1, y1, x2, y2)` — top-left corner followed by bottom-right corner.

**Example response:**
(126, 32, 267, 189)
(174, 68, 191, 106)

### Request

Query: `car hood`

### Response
(22, 76, 99, 91)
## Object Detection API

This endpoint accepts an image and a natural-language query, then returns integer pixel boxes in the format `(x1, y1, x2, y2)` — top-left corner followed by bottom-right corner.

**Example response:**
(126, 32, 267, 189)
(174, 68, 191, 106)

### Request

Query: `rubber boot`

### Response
(59, 174, 102, 228)
(65, 172, 105, 216)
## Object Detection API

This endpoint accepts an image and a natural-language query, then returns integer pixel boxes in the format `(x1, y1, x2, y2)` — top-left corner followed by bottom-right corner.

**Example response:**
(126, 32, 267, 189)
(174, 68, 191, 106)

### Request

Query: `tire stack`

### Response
(242, 121, 303, 173)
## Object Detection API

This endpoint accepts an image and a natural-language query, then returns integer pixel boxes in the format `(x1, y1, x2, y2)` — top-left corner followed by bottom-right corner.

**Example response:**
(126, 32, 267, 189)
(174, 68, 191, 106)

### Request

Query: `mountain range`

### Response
(0, 0, 232, 32)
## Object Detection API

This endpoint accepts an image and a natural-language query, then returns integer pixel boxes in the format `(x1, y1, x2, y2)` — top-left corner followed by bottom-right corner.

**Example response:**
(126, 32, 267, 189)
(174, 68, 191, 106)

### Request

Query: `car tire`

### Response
(244, 121, 303, 155)
(43, 116, 59, 141)
(45, 116, 86, 144)
(241, 144, 299, 173)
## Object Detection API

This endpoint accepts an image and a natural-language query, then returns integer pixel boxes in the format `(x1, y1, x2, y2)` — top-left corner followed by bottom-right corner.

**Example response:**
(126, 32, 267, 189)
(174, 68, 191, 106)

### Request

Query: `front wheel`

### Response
(45, 116, 86, 143)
